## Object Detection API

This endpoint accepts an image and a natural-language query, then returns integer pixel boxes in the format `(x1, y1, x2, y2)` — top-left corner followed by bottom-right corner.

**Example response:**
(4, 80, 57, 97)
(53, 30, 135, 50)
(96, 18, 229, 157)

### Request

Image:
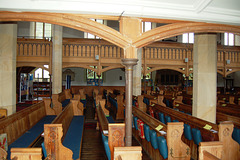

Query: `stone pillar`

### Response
(0, 23, 17, 115)
(122, 58, 138, 146)
(133, 48, 142, 96)
(193, 33, 217, 123)
(52, 25, 63, 94)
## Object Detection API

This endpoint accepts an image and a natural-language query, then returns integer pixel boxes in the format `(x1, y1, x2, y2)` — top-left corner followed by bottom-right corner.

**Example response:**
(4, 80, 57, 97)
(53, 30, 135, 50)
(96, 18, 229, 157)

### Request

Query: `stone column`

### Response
(133, 48, 142, 96)
(0, 23, 17, 115)
(122, 58, 138, 146)
(52, 25, 63, 94)
(193, 33, 217, 123)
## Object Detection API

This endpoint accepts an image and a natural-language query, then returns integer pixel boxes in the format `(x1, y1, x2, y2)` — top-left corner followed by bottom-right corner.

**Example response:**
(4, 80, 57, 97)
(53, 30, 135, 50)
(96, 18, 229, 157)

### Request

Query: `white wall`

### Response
(17, 21, 30, 37)
(63, 26, 84, 38)
(103, 68, 125, 86)
(63, 67, 125, 86)
(233, 71, 240, 87)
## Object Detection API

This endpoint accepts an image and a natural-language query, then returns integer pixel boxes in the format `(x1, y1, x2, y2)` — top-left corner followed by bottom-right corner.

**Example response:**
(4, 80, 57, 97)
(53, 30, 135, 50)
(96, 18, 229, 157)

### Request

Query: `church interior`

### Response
(0, 0, 240, 159)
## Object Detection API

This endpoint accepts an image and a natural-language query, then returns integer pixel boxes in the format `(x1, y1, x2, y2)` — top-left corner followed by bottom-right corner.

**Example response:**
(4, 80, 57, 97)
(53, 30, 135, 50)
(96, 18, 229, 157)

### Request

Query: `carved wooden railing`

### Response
(17, 38, 240, 74)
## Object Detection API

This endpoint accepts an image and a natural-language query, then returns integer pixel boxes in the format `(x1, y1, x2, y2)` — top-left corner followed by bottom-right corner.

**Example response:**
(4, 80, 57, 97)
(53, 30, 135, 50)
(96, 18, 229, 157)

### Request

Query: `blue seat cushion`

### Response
(192, 128, 202, 145)
(80, 99, 87, 108)
(62, 99, 70, 108)
(63, 116, 85, 160)
(165, 115, 171, 123)
(41, 142, 47, 159)
(101, 134, 111, 160)
(109, 96, 118, 110)
(184, 124, 192, 140)
(133, 117, 138, 130)
(8, 115, 56, 160)
(158, 112, 165, 124)
(150, 130, 158, 149)
(157, 136, 168, 159)
(144, 124, 150, 142)
(107, 116, 115, 123)
(143, 97, 149, 106)
(232, 127, 240, 144)
(172, 119, 179, 122)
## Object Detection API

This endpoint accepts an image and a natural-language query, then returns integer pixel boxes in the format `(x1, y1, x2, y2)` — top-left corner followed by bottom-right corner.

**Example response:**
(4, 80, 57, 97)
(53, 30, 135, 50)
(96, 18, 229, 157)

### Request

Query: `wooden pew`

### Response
(198, 142, 223, 160)
(114, 146, 142, 160)
(10, 148, 42, 160)
(108, 93, 124, 120)
(0, 101, 57, 159)
(153, 103, 240, 160)
(132, 106, 190, 160)
(44, 99, 85, 160)
(52, 89, 72, 114)
(96, 99, 125, 160)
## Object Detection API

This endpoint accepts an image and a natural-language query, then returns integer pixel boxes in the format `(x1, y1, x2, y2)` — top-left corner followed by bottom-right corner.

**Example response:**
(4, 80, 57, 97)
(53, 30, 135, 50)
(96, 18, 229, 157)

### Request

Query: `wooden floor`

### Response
(80, 97, 151, 160)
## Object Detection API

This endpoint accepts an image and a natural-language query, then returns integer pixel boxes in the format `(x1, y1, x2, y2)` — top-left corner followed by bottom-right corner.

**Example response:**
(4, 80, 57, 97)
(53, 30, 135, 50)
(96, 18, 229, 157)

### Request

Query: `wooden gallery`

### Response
(0, 1, 240, 160)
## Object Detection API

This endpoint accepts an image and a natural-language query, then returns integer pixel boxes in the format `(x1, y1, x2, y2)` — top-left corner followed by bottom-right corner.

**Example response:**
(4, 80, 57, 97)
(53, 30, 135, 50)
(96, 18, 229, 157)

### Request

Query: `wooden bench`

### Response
(96, 98, 125, 160)
(107, 93, 124, 120)
(44, 99, 85, 160)
(10, 148, 42, 160)
(52, 89, 72, 114)
(0, 101, 57, 160)
(114, 146, 142, 160)
(198, 142, 223, 160)
(132, 106, 190, 160)
(152, 102, 240, 160)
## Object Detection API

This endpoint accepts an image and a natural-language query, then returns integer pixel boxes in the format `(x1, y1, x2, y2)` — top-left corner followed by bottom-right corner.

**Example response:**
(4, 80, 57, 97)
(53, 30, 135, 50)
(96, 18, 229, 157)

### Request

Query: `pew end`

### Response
(0, 147, 7, 160)
(198, 141, 223, 160)
(218, 121, 240, 160)
(44, 124, 73, 160)
(52, 94, 63, 114)
(10, 148, 42, 160)
(43, 98, 57, 115)
(114, 146, 142, 160)
(167, 122, 191, 160)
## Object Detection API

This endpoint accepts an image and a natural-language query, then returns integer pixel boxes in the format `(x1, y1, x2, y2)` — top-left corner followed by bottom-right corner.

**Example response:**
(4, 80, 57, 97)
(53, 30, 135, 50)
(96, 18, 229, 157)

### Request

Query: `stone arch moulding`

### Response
(133, 22, 240, 48)
(0, 11, 130, 49)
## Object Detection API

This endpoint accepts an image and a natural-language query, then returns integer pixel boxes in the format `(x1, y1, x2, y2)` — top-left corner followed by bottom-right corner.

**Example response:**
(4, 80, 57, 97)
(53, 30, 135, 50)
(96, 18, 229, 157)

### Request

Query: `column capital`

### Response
(121, 58, 138, 67)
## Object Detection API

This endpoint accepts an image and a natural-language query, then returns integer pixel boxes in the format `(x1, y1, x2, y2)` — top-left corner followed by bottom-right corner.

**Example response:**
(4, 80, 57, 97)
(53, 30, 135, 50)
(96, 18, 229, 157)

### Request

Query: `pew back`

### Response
(0, 102, 47, 145)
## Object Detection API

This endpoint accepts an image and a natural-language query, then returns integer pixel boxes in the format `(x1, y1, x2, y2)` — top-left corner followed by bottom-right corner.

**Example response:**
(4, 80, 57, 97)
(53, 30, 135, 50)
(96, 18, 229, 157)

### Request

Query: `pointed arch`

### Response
(144, 66, 185, 75)
(133, 22, 240, 48)
(0, 11, 130, 49)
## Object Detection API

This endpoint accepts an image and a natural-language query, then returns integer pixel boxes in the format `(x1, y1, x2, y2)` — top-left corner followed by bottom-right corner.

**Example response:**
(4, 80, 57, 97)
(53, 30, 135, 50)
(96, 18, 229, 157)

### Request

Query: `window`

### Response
(86, 66, 103, 79)
(182, 33, 194, 43)
(224, 33, 234, 46)
(33, 65, 50, 82)
(35, 22, 52, 39)
(85, 19, 104, 39)
(142, 22, 152, 33)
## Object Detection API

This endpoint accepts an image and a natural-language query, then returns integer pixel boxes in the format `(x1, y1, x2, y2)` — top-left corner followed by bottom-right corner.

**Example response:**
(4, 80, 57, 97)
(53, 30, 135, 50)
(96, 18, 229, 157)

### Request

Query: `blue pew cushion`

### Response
(158, 112, 165, 124)
(232, 127, 240, 145)
(157, 136, 168, 159)
(108, 96, 118, 110)
(80, 99, 87, 108)
(41, 142, 47, 159)
(192, 128, 202, 145)
(101, 134, 111, 160)
(133, 117, 138, 130)
(63, 116, 84, 160)
(144, 124, 150, 142)
(172, 119, 179, 122)
(62, 99, 70, 108)
(107, 116, 115, 123)
(143, 97, 150, 106)
(150, 130, 158, 149)
(184, 124, 192, 140)
(7, 115, 56, 160)
(165, 115, 171, 123)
